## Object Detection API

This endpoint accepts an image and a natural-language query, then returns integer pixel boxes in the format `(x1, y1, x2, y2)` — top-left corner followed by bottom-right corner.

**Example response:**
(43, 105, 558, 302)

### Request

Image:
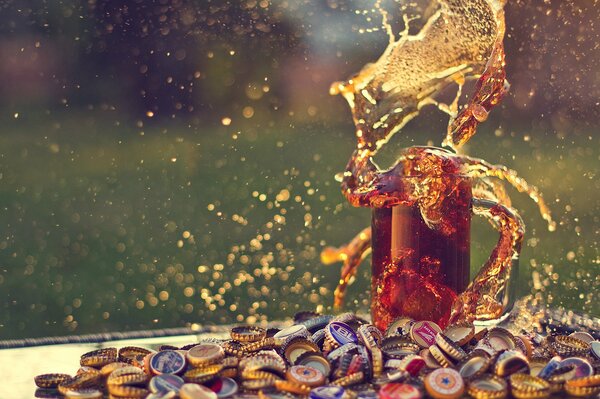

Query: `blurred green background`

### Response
(0, 0, 598, 339)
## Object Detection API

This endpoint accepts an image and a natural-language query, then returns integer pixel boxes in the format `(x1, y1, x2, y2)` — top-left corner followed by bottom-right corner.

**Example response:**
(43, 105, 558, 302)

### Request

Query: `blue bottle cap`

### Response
(537, 356, 561, 379)
(310, 386, 345, 399)
(327, 322, 358, 345)
(149, 374, 185, 393)
(357, 391, 379, 399)
(150, 350, 187, 375)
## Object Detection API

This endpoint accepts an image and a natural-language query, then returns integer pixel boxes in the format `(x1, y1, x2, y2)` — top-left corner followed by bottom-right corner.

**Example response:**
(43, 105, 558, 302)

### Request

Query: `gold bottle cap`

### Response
(183, 364, 224, 384)
(179, 383, 218, 399)
(231, 325, 267, 343)
(552, 335, 590, 356)
(107, 384, 149, 398)
(424, 368, 465, 399)
(118, 346, 153, 362)
(564, 385, 600, 398)
(508, 373, 550, 399)
(371, 346, 384, 378)
(410, 321, 442, 348)
(186, 343, 225, 367)
(428, 344, 455, 368)
(80, 347, 118, 368)
(568, 332, 594, 344)
(34, 373, 71, 389)
(466, 375, 507, 399)
(282, 338, 319, 364)
(274, 380, 311, 395)
(100, 362, 131, 377)
(565, 374, 600, 388)
(331, 371, 365, 387)
(444, 323, 475, 347)
(435, 333, 467, 362)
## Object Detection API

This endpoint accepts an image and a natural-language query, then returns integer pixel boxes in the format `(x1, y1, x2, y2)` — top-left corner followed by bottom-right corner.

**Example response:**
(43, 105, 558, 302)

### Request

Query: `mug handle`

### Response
(450, 198, 525, 325)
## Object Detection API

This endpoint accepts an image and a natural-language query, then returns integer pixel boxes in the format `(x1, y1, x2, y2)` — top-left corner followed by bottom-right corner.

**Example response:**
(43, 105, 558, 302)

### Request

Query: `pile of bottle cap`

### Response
(34, 311, 600, 399)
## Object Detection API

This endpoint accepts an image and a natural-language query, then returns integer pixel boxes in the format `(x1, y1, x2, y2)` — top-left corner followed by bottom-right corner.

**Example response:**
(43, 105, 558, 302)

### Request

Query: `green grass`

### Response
(0, 116, 597, 339)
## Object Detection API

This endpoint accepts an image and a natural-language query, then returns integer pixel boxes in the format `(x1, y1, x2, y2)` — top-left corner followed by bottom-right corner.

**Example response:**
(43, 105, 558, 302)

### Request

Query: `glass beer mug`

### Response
(324, 147, 526, 332)
(371, 172, 524, 331)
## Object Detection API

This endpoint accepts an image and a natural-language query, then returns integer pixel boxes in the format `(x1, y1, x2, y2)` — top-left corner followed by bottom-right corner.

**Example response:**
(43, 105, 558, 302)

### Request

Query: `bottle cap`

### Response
(514, 335, 533, 358)
(396, 355, 425, 377)
(537, 356, 562, 380)
(409, 321, 441, 348)
(564, 385, 600, 397)
(485, 328, 517, 352)
(213, 377, 239, 398)
(420, 349, 442, 369)
(565, 374, 600, 389)
(326, 322, 358, 346)
(231, 326, 267, 343)
(509, 374, 550, 397)
(568, 332, 594, 344)
(428, 344, 455, 368)
(179, 383, 218, 399)
(183, 364, 224, 384)
(302, 315, 334, 333)
(553, 335, 591, 356)
(385, 318, 415, 337)
(379, 383, 422, 399)
(274, 325, 310, 340)
(283, 339, 320, 364)
(590, 341, 600, 360)
(327, 343, 359, 363)
(457, 354, 490, 381)
(106, 366, 147, 386)
(274, 380, 311, 395)
(150, 350, 186, 375)
(435, 333, 467, 362)
(149, 374, 184, 393)
(358, 324, 384, 349)
(34, 373, 72, 389)
(559, 357, 594, 379)
(309, 386, 345, 399)
(296, 352, 331, 377)
(493, 350, 529, 377)
(287, 365, 326, 387)
(423, 368, 465, 399)
(466, 375, 507, 399)
(186, 343, 225, 367)
(357, 390, 380, 399)
(443, 323, 474, 346)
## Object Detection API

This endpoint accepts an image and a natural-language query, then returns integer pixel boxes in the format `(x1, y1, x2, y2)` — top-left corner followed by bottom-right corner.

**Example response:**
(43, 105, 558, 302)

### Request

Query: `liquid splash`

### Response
(323, 0, 555, 327)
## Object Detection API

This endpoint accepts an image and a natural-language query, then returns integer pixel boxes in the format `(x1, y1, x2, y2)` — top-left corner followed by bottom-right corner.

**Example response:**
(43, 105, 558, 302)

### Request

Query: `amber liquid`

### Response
(371, 176, 472, 331)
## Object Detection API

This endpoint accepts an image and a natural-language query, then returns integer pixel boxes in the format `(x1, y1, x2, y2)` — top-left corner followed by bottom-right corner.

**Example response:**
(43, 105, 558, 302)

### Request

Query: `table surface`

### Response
(0, 332, 230, 398)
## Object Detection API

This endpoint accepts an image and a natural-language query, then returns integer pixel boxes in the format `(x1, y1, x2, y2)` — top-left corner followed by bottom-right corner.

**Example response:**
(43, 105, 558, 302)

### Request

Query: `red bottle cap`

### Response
(379, 383, 422, 399)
